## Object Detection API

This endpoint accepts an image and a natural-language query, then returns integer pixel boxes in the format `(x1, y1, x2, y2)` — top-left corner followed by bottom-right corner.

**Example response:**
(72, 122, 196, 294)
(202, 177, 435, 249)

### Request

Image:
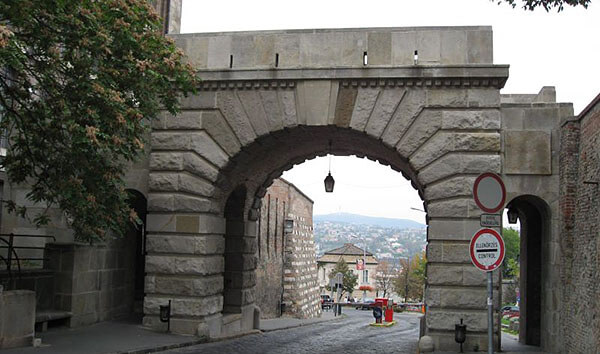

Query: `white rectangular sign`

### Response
(480, 214, 501, 227)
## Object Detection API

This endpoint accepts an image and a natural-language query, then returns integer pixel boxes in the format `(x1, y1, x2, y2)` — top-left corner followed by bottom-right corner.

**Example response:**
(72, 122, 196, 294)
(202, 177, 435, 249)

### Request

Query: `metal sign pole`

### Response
(487, 271, 493, 354)
(472, 173, 506, 354)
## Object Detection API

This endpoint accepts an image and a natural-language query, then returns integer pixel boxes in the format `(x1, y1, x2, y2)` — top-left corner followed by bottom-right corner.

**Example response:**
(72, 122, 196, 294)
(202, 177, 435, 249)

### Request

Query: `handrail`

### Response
(0, 233, 55, 287)
(0, 233, 56, 239)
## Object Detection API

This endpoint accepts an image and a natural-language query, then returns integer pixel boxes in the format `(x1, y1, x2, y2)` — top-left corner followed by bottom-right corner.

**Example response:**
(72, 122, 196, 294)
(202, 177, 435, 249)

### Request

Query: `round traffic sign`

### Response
(473, 173, 506, 214)
(469, 228, 505, 272)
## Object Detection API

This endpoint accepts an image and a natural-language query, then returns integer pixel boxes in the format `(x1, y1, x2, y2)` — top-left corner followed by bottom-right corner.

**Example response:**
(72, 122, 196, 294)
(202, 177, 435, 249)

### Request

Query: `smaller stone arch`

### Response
(223, 185, 250, 315)
(505, 194, 551, 347)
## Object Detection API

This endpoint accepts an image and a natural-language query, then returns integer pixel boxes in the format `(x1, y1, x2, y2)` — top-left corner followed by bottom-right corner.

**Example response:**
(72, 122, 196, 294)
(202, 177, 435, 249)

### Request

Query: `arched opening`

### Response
(215, 126, 429, 324)
(126, 189, 147, 316)
(505, 195, 550, 347)
(215, 126, 425, 216)
(251, 154, 426, 320)
(223, 185, 247, 314)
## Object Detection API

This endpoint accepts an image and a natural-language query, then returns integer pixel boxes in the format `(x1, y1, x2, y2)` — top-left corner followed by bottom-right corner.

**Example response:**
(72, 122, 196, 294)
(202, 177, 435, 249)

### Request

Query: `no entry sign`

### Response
(473, 173, 506, 214)
(470, 228, 505, 272)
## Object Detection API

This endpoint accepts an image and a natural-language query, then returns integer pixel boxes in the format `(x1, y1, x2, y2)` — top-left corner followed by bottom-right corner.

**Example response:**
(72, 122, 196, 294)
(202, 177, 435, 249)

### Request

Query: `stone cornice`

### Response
(195, 65, 509, 90)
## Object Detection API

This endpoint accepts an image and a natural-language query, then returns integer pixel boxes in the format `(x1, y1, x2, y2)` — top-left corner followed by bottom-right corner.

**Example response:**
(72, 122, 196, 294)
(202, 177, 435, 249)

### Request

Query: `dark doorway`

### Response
(507, 196, 548, 347)
(223, 186, 246, 314)
(126, 189, 147, 314)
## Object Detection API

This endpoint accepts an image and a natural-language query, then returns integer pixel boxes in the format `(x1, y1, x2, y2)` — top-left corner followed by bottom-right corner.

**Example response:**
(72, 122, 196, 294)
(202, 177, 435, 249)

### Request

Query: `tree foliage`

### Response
(0, 0, 197, 242)
(393, 252, 427, 302)
(375, 260, 396, 298)
(502, 228, 520, 278)
(495, 0, 591, 11)
(327, 259, 358, 299)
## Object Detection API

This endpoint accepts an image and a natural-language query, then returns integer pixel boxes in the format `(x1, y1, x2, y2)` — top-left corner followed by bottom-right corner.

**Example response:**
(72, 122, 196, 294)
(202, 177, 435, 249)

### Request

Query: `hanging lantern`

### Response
(507, 207, 518, 224)
(324, 172, 335, 193)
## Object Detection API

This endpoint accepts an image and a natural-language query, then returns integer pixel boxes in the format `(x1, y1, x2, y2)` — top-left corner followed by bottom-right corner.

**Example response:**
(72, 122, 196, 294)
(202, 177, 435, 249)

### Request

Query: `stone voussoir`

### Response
(150, 152, 184, 171)
(424, 176, 476, 201)
(441, 109, 501, 130)
(412, 132, 500, 170)
(427, 198, 470, 218)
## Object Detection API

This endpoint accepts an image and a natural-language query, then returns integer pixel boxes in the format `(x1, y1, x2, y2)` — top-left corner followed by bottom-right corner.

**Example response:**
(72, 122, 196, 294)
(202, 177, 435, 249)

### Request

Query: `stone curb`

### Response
(369, 320, 396, 327)
(109, 338, 206, 354)
(210, 329, 262, 342)
(260, 313, 347, 333)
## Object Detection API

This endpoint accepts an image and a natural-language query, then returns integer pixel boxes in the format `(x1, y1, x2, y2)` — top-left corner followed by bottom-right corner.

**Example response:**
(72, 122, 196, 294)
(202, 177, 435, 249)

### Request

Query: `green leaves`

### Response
(0, 0, 197, 242)
(393, 252, 426, 301)
(495, 0, 591, 11)
(327, 259, 359, 298)
(502, 228, 520, 278)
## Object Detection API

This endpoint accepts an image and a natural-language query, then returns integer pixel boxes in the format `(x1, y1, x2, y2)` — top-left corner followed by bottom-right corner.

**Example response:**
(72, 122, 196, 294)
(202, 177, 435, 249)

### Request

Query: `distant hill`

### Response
(314, 212, 425, 229)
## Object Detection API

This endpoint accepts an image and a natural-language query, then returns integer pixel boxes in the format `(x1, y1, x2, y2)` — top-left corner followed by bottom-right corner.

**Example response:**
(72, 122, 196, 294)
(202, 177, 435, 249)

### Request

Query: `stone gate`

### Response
(143, 13, 571, 352)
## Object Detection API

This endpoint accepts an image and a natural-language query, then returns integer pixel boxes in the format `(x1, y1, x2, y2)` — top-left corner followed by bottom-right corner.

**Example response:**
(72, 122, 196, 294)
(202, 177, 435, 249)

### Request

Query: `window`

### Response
(364, 270, 369, 283)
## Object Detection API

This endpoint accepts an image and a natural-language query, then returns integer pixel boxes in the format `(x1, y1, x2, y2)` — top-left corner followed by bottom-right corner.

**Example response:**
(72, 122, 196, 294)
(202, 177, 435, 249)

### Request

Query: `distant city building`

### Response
(317, 243, 378, 299)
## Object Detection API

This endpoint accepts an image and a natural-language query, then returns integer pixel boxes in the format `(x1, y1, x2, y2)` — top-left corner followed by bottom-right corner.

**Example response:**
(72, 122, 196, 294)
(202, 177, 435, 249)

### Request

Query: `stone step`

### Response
(35, 309, 72, 332)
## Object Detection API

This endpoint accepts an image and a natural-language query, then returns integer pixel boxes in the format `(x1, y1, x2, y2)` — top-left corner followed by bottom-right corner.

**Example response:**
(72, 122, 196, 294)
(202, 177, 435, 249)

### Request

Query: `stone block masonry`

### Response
(146, 26, 511, 347)
(46, 239, 137, 327)
(559, 93, 600, 353)
(0, 290, 35, 349)
(256, 178, 320, 319)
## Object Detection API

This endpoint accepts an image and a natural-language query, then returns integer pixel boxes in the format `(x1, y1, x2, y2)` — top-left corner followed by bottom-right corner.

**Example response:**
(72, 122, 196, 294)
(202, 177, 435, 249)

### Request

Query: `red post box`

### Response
(375, 298, 388, 307)
(375, 298, 393, 322)
(385, 300, 394, 322)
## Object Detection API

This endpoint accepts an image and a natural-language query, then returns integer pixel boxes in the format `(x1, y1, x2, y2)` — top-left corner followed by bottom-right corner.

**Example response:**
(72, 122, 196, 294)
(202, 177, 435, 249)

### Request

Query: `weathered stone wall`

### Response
(46, 239, 137, 327)
(256, 179, 286, 318)
(0, 290, 35, 349)
(501, 87, 572, 351)
(256, 178, 320, 319)
(281, 180, 320, 319)
(151, 0, 182, 34)
(559, 94, 600, 353)
(173, 26, 494, 69)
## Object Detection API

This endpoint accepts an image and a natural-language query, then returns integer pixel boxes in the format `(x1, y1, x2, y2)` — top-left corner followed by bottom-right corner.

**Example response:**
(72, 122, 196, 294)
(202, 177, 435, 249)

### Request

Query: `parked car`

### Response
(321, 294, 333, 309)
(355, 298, 376, 310)
(502, 305, 520, 317)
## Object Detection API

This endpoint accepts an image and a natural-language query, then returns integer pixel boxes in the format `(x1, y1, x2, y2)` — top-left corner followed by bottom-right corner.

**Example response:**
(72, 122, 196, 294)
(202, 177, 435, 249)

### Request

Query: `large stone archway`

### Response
(142, 25, 570, 352)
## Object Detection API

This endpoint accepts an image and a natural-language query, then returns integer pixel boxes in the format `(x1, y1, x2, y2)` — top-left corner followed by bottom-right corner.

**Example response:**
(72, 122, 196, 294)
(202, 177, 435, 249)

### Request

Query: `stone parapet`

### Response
(173, 27, 495, 70)
(0, 290, 35, 349)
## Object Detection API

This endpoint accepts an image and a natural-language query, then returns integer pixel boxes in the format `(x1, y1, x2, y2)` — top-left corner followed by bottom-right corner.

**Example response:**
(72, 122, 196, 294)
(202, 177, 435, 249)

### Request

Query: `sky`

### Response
(179, 0, 598, 224)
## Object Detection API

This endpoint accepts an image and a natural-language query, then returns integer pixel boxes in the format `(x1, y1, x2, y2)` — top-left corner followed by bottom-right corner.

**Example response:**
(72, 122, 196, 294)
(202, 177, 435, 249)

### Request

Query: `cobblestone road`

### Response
(162, 310, 421, 354)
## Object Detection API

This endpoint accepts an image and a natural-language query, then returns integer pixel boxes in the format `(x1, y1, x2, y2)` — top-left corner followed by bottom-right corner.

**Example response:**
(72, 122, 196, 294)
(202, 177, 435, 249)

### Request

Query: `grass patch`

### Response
(501, 317, 519, 336)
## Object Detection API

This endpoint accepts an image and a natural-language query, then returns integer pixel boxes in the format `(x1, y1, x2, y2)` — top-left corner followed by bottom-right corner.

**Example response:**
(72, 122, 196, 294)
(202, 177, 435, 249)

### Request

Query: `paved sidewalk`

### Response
(0, 317, 201, 354)
(259, 310, 343, 332)
(0, 311, 343, 354)
(433, 332, 545, 353)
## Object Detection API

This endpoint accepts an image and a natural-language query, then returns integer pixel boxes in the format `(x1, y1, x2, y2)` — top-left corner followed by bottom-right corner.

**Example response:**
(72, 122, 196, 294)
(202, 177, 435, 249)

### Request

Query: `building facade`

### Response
(317, 243, 378, 300)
